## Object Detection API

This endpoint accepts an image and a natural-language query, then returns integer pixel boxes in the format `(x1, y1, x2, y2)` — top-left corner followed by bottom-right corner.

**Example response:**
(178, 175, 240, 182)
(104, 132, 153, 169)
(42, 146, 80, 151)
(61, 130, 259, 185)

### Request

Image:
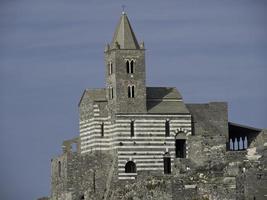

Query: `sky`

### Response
(0, 0, 266, 199)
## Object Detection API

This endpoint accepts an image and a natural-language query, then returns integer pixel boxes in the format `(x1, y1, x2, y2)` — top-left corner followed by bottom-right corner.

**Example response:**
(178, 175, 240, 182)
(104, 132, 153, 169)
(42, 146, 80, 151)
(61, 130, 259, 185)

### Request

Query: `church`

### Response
(40, 12, 267, 200)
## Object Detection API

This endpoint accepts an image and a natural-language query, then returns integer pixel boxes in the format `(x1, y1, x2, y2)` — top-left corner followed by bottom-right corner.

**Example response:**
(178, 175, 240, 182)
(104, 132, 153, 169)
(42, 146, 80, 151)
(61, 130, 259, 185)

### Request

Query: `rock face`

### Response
(39, 13, 267, 200)
(46, 140, 267, 200)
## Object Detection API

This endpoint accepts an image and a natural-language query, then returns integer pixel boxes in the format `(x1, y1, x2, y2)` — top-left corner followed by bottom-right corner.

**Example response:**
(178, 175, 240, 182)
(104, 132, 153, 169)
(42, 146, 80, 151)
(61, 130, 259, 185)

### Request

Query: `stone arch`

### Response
(125, 161, 136, 173)
(175, 128, 188, 135)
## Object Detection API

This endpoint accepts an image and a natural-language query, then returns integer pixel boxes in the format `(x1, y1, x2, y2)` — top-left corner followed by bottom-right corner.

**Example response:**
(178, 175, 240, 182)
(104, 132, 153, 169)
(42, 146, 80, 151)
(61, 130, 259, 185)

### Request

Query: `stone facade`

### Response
(40, 13, 267, 200)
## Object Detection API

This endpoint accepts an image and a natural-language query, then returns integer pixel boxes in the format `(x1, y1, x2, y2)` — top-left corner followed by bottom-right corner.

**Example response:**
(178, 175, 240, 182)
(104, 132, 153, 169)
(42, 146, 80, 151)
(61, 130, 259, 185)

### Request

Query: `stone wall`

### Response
(186, 102, 228, 167)
(105, 49, 147, 114)
(50, 150, 116, 200)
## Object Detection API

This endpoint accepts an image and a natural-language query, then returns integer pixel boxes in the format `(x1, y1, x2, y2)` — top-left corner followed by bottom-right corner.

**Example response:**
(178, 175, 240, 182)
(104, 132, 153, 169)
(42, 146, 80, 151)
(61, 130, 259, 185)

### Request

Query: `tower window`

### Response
(109, 86, 114, 99)
(126, 60, 130, 73)
(130, 60, 134, 73)
(128, 86, 131, 97)
(108, 62, 113, 75)
(101, 122, 104, 137)
(128, 85, 135, 98)
(58, 161, 61, 177)
(165, 120, 170, 137)
(130, 120, 134, 137)
(111, 87, 114, 99)
(126, 60, 134, 74)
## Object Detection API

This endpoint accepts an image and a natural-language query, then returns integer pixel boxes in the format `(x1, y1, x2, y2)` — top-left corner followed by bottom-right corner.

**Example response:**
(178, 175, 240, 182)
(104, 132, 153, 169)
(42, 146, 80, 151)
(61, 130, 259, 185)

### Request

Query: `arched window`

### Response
(58, 161, 61, 177)
(130, 60, 134, 73)
(126, 60, 134, 74)
(126, 60, 130, 73)
(108, 86, 113, 99)
(108, 62, 113, 75)
(125, 161, 136, 173)
(229, 136, 248, 151)
(128, 86, 131, 98)
(165, 120, 170, 137)
(131, 85, 135, 97)
(128, 85, 135, 98)
(230, 138, 234, 150)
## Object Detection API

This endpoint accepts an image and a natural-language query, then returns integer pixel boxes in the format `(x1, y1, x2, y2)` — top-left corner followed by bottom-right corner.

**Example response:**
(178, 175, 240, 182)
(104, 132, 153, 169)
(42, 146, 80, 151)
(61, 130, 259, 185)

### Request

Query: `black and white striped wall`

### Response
(79, 104, 192, 180)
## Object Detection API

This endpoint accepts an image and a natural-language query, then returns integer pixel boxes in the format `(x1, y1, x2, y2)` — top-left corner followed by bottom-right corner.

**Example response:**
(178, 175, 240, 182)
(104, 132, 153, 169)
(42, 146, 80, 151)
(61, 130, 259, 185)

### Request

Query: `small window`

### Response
(130, 120, 134, 137)
(101, 122, 104, 137)
(132, 86, 135, 98)
(109, 62, 113, 75)
(128, 85, 135, 98)
(126, 60, 130, 73)
(130, 60, 134, 73)
(111, 87, 114, 99)
(128, 86, 131, 98)
(108, 87, 113, 100)
(126, 60, 134, 74)
(125, 161, 136, 173)
(191, 116, 195, 136)
(165, 120, 170, 137)
(58, 161, 61, 177)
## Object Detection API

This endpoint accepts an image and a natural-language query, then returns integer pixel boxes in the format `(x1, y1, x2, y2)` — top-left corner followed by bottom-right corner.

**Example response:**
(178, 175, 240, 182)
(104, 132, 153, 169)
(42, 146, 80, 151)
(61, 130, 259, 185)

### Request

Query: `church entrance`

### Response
(175, 139, 186, 158)
(125, 161, 136, 173)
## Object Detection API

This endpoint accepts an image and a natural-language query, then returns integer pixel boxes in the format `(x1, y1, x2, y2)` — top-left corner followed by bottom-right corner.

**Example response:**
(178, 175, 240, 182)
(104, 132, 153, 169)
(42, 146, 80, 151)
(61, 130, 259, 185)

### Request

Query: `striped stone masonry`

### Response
(80, 109, 191, 180)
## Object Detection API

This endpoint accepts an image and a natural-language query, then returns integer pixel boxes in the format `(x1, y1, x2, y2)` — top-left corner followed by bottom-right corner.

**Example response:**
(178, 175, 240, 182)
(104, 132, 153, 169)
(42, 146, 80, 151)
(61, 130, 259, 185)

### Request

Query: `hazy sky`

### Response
(0, 0, 266, 199)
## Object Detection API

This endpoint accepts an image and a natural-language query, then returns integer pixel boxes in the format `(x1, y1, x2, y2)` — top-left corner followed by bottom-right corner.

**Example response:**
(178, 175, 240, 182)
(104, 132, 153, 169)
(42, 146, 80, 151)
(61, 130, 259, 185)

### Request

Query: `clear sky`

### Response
(0, 0, 266, 199)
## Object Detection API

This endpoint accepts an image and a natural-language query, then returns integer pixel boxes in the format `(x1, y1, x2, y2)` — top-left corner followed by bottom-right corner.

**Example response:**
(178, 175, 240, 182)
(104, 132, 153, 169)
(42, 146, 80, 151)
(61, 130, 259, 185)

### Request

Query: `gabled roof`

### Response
(111, 13, 140, 49)
(78, 87, 189, 114)
(78, 88, 106, 107)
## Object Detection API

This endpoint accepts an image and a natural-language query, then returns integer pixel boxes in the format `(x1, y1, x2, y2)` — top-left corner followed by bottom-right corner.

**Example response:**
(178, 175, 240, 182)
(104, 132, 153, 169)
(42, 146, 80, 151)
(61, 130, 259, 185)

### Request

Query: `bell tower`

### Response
(104, 12, 147, 113)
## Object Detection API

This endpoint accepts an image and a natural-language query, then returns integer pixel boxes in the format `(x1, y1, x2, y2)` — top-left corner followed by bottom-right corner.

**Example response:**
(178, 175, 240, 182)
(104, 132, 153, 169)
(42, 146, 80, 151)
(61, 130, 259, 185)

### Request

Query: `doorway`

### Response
(163, 156, 171, 174)
(176, 139, 186, 158)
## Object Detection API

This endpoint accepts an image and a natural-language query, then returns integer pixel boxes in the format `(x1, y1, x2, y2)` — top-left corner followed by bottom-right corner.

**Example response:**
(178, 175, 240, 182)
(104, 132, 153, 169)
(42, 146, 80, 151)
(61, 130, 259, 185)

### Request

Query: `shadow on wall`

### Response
(146, 87, 175, 110)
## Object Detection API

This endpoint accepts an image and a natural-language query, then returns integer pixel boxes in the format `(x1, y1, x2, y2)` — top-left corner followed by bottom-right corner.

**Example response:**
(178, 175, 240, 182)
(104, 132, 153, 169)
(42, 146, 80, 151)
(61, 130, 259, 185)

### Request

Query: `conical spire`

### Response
(111, 13, 140, 49)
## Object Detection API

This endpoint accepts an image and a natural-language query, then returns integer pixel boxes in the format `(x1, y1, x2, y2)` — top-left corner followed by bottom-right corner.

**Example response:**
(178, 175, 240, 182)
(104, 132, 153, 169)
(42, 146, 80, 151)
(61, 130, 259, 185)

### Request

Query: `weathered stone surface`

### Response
(39, 13, 267, 200)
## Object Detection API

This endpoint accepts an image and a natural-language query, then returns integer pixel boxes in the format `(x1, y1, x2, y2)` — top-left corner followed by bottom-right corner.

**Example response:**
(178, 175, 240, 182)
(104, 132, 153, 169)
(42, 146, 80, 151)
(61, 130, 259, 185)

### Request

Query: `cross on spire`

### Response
(111, 11, 140, 49)
(122, 5, 126, 14)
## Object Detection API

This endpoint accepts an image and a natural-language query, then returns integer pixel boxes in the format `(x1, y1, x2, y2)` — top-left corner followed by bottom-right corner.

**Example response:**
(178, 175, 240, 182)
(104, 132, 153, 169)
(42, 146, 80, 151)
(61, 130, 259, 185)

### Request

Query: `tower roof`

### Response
(111, 13, 140, 49)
